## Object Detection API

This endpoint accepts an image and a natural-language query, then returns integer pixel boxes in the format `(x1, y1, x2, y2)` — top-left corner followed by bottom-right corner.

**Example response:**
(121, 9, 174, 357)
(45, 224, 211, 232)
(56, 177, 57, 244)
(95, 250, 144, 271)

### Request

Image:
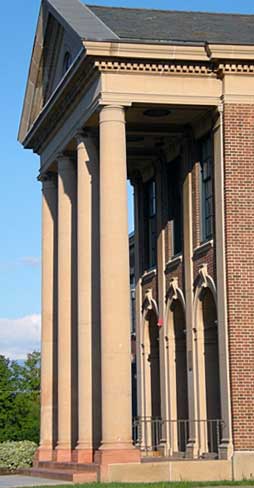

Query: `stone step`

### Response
(38, 461, 99, 472)
(20, 467, 98, 483)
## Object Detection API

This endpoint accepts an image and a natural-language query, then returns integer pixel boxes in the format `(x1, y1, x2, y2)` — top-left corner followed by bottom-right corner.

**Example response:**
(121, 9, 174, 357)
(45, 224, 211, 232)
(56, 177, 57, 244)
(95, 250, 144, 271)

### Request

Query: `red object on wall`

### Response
(157, 318, 163, 327)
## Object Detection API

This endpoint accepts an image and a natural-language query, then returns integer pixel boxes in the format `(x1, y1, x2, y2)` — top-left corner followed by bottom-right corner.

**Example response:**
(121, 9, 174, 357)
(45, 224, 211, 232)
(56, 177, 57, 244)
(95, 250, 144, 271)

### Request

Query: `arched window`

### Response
(165, 292, 188, 454)
(203, 288, 221, 422)
(63, 52, 72, 75)
(194, 273, 221, 455)
(147, 309, 161, 419)
(172, 300, 188, 424)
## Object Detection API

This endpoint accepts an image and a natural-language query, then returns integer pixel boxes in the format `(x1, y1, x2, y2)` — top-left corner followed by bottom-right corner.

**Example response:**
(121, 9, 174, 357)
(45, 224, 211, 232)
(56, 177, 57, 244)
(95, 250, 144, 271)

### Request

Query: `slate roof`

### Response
(46, 0, 119, 40)
(86, 5, 254, 45)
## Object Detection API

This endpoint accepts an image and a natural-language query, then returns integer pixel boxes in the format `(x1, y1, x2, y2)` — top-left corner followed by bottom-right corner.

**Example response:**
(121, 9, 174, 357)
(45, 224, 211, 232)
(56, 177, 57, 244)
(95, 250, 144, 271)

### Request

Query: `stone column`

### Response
(56, 155, 76, 462)
(74, 133, 96, 464)
(213, 105, 233, 459)
(132, 175, 143, 420)
(156, 161, 168, 454)
(96, 105, 140, 465)
(182, 137, 199, 458)
(39, 173, 57, 462)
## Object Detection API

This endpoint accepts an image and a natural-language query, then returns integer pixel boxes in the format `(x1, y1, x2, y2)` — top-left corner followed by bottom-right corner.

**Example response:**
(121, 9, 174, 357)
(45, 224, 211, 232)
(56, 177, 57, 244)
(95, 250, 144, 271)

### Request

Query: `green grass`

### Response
(22, 481, 254, 488)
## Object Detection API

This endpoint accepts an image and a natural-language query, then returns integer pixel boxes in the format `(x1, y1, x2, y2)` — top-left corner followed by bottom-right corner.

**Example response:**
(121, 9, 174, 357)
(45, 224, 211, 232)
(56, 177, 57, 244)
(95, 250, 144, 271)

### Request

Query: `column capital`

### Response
(56, 152, 75, 172)
(129, 170, 142, 187)
(38, 171, 57, 189)
(75, 130, 98, 149)
(56, 151, 72, 161)
(75, 130, 92, 145)
(99, 105, 126, 125)
(218, 101, 224, 114)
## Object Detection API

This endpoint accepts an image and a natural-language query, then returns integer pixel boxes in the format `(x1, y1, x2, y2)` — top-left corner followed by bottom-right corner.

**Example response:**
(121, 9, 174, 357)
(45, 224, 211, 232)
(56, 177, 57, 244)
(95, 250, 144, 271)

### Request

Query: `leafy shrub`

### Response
(0, 440, 37, 471)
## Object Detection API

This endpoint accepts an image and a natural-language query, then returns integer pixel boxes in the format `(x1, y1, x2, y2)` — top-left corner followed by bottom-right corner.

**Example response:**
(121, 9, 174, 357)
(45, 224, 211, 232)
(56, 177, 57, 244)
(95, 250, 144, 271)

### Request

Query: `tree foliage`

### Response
(0, 352, 40, 443)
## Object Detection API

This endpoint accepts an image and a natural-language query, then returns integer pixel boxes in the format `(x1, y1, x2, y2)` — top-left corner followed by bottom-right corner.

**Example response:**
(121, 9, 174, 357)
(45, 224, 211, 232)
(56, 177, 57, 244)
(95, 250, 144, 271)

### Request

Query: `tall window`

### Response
(200, 135, 214, 241)
(167, 158, 182, 256)
(144, 179, 157, 269)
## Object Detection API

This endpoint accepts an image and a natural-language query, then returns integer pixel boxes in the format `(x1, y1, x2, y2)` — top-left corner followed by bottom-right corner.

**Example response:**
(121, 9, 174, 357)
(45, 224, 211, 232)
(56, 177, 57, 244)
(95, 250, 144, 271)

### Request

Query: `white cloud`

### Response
(20, 257, 41, 268)
(0, 314, 41, 360)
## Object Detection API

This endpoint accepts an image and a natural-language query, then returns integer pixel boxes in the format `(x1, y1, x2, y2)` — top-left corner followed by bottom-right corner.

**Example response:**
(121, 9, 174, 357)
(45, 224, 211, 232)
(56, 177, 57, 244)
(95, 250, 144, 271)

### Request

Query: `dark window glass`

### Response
(167, 158, 182, 256)
(63, 52, 72, 75)
(144, 179, 157, 269)
(200, 135, 214, 241)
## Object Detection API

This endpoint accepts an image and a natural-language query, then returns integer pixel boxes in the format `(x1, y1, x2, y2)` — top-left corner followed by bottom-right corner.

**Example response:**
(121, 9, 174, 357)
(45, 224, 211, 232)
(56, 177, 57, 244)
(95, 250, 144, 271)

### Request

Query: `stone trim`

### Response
(141, 267, 157, 285)
(95, 59, 215, 75)
(165, 254, 183, 274)
(217, 63, 254, 76)
(193, 239, 213, 259)
(84, 40, 209, 61)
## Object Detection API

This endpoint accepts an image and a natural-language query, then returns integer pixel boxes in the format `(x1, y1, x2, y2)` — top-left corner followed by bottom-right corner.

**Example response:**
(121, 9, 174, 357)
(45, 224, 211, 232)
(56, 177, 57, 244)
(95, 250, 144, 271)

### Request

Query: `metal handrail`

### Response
(132, 417, 224, 458)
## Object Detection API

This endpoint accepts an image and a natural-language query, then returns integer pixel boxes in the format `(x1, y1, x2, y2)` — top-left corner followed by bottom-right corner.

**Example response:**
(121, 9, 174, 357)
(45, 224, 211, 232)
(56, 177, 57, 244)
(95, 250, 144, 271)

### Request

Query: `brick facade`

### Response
(224, 104, 254, 450)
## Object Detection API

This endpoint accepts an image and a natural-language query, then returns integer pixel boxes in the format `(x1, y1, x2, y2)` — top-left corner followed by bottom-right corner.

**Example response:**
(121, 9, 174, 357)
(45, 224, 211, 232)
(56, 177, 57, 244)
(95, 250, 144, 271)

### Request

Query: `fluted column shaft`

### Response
(97, 105, 140, 464)
(56, 155, 76, 462)
(39, 174, 57, 462)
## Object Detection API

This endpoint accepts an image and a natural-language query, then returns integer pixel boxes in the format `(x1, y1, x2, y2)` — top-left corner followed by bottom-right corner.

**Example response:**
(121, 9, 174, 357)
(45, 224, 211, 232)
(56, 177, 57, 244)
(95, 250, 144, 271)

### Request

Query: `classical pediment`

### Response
(18, 1, 84, 144)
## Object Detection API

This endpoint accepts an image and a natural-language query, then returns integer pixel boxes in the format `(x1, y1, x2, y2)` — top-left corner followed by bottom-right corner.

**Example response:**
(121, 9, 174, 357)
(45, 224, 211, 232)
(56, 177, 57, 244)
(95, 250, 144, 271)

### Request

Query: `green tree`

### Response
(0, 355, 17, 441)
(13, 352, 41, 443)
(0, 352, 41, 444)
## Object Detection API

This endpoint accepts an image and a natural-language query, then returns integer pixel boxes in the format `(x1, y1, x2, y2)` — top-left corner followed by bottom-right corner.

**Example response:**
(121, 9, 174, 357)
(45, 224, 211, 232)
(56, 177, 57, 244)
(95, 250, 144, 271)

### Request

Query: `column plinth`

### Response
(97, 105, 140, 464)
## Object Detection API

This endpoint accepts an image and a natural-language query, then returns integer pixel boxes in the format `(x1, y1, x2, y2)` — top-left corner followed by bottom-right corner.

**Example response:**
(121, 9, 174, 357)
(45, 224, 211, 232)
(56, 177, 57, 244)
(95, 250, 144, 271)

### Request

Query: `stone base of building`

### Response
(99, 459, 231, 482)
(95, 447, 141, 465)
(37, 447, 53, 462)
(232, 451, 254, 480)
(55, 448, 72, 462)
(72, 448, 94, 464)
(32, 450, 254, 483)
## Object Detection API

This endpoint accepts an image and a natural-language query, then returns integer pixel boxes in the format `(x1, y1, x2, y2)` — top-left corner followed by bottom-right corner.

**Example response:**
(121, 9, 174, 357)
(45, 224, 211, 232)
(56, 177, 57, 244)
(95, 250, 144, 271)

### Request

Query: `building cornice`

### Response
(83, 40, 209, 61)
(95, 59, 214, 75)
(217, 63, 254, 75)
(21, 40, 254, 154)
(84, 40, 254, 63)
(208, 44, 254, 61)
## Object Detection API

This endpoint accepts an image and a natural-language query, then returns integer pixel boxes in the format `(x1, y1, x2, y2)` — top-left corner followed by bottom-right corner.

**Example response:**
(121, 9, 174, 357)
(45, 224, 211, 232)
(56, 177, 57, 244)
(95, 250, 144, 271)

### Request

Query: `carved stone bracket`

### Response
(170, 277, 179, 301)
(198, 263, 208, 288)
(142, 288, 159, 319)
(37, 171, 56, 183)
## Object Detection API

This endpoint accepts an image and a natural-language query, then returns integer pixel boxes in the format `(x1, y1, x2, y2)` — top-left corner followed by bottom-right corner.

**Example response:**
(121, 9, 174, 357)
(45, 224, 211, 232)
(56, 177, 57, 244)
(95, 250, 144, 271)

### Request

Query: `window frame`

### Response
(199, 134, 214, 243)
(167, 157, 183, 257)
(144, 178, 157, 270)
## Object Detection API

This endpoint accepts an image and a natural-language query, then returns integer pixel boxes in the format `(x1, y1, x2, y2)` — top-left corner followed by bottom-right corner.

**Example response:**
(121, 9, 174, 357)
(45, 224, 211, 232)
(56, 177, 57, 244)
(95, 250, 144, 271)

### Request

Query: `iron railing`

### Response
(133, 417, 224, 458)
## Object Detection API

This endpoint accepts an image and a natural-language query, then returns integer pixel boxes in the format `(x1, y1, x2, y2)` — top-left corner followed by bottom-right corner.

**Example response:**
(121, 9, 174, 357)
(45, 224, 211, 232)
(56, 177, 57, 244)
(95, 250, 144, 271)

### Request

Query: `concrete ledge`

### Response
(171, 460, 232, 482)
(104, 459, 232, 482)
(232, 451, 254, 480)
(106, 462, 170, 482)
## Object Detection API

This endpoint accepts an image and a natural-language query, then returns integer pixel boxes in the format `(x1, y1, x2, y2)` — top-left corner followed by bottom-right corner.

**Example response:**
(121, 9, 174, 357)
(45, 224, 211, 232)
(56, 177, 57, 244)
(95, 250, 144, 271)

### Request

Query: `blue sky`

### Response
(0, 0, 254, 358)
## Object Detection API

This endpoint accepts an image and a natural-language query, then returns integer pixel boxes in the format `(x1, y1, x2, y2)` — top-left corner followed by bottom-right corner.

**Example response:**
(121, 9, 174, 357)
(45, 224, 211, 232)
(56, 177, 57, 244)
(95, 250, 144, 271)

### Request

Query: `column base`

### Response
(219, 441, 234, 460)
(185, 440, 199, 459)
(55, 448, 72, 462)
(37, 447, 54, 462)
(95, 447, 141, 465)
(72, 448, 94, 464)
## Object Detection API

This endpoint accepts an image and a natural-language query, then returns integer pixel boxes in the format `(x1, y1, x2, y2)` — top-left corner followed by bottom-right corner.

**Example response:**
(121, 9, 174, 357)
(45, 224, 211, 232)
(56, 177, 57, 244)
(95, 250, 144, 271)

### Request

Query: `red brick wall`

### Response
(224, 104, 254, 450)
